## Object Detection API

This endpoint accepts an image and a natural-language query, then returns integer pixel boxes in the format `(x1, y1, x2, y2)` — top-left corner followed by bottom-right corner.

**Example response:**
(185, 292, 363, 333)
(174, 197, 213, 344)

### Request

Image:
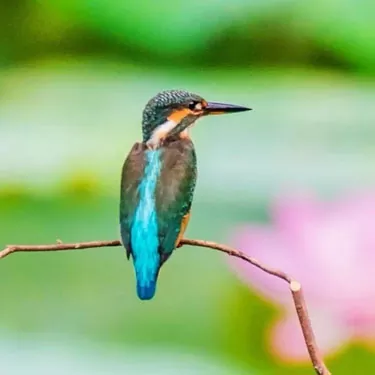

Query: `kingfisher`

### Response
(119, 89, 251, 300)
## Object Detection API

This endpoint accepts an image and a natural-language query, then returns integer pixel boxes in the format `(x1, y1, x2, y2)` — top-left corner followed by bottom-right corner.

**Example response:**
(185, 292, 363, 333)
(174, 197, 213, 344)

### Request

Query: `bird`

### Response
(119, 89, 251, 300)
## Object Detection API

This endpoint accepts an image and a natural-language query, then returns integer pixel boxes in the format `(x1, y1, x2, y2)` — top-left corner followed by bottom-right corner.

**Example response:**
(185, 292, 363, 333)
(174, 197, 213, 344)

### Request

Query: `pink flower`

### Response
(229, 192, 375, 362)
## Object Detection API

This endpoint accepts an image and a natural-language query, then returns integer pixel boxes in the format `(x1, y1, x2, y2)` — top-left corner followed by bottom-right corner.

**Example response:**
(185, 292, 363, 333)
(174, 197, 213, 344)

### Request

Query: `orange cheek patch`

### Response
(167, 108, 192, 123)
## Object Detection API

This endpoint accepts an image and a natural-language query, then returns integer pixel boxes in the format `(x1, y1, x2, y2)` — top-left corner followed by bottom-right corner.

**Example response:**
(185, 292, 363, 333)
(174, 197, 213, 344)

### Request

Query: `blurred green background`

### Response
(1, 0, 375, 374)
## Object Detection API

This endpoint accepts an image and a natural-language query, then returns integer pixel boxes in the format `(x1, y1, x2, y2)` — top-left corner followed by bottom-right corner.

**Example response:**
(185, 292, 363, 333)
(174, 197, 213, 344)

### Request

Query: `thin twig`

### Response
(0, 240, 121, 259)
(0, 238, 331, 375)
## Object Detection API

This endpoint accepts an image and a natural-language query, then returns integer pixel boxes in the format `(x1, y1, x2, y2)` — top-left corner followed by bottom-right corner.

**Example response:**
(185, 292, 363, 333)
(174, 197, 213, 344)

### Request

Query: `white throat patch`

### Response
(146, 119, 177, 149)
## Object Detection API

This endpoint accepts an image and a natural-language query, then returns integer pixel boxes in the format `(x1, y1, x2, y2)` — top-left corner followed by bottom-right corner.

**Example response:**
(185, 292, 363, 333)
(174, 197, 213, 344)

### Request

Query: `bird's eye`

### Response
(188, 101, 202, 111)
(188, 101, 197, 110)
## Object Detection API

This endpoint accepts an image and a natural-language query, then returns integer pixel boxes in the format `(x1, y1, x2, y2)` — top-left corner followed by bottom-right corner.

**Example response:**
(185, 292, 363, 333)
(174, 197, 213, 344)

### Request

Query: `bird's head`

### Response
(142, 89, 251, 149)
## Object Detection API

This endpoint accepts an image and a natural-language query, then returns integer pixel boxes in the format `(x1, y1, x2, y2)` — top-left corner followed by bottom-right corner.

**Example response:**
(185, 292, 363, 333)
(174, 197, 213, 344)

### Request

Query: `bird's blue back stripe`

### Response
(130, 149, 161, 292)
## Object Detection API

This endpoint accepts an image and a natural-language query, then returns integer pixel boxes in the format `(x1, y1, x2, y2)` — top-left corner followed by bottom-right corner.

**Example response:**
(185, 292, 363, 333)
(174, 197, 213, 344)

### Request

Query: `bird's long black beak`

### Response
(204, 101, 252, 115)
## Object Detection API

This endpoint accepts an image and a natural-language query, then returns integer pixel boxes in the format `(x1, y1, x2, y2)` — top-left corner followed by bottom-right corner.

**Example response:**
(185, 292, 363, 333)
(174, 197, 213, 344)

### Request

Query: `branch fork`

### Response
(0, 238, 331, 375)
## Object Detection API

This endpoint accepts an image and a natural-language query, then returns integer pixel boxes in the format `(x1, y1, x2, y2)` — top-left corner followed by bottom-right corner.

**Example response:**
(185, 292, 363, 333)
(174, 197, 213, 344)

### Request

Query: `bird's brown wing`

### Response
(119, 142, 147, 259)
(155, 138, 197, 264)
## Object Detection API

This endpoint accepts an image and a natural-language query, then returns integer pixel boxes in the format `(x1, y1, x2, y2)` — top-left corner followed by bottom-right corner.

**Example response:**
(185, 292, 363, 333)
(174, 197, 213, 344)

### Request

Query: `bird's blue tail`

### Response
(134, 261, 159, 300)
(130, 149, 162, 301)
(136, 279, 157, 300)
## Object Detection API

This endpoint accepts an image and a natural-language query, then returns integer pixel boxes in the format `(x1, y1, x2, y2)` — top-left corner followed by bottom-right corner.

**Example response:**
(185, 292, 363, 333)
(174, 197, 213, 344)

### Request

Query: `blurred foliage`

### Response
(0, 0, 373, 72)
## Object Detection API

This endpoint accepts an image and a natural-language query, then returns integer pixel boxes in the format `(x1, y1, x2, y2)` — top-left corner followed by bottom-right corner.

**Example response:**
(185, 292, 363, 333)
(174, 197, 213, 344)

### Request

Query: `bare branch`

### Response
(0, 240, 121, 259)
(0, 238, 331, 375)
